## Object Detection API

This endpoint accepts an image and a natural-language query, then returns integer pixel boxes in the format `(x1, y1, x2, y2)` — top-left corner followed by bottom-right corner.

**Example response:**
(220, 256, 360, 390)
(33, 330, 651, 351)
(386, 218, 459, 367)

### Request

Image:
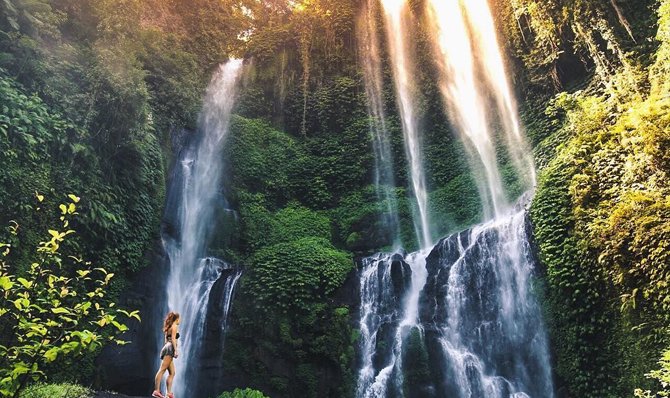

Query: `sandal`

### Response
(167, 393, 175, 398)
(152, 391, 165, 398)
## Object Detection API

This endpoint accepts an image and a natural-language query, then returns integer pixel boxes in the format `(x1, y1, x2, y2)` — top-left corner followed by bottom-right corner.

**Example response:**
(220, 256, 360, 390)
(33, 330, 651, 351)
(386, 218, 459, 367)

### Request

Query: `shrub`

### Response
(635, 347, 670, 398)
(217, 388, 269, 398)
(18, 383, 90, 398)
(246, 237, 352, 314)
(0, 195, 138, 397)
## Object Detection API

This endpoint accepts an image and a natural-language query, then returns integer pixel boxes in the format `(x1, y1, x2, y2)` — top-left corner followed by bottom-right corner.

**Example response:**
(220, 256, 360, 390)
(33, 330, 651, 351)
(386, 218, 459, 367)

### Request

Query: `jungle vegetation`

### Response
(0, 0, 668, 397)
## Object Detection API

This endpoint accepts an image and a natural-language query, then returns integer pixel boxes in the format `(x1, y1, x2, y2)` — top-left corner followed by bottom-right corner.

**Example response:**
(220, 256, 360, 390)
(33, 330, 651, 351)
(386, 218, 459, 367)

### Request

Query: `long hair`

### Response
(163, 311, 180, 335)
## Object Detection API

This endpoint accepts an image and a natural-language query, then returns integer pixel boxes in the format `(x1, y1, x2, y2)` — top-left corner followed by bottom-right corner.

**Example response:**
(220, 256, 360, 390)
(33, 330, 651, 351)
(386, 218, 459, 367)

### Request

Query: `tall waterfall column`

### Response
(161, 60, 244, 398)
(380, 0, 432, 248)
(357, 0, 402, 248)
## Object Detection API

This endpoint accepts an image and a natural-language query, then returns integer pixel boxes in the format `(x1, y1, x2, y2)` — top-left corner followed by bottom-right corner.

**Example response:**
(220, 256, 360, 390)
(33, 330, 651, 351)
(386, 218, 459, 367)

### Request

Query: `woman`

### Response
(153, 312, 180, 398)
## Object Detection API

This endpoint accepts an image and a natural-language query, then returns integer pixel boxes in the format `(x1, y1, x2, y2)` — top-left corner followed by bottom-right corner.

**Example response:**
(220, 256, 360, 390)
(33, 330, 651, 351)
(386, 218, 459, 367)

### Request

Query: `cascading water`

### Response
(177, 259, 241, 394)
(161, 60, 243, 398)
(421, 201, 553, 397)
(357, 0, 401, 248)
(356, 250, 430, 398)
(356, 1, 554, 397)
(380, 0, 432, 248)
(355, 3, 435, 396)
(357, 253, 408, 398)
(425, 0, 508, 218)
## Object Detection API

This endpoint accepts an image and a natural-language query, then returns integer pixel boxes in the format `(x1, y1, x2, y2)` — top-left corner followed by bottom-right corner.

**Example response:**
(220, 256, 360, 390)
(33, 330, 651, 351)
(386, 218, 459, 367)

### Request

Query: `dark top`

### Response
(166, 332, 180, 341)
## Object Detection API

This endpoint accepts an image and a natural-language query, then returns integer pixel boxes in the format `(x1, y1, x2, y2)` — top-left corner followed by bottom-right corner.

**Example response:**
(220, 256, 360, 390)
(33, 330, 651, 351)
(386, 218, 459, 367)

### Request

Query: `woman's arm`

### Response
(171, 324, 179, 358)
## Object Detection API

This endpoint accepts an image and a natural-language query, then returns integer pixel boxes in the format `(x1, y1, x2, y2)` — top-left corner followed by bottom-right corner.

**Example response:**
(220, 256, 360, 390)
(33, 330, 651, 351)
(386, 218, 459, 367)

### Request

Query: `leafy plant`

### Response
(0, 195, 139, 397)
(217, 388, 269, 398)
(529, 4, 670, 393)
(246, 237, 352, 314)
(635, 347, 670, 398)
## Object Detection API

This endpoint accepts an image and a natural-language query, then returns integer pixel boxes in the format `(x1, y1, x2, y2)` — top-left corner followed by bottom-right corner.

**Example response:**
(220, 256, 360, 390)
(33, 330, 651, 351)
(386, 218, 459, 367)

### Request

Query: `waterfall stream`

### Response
(423, 204, 553, 397)
(161, 60, 243, 398)
(380, 0, 432, 248)
(357, 0, 402, 248)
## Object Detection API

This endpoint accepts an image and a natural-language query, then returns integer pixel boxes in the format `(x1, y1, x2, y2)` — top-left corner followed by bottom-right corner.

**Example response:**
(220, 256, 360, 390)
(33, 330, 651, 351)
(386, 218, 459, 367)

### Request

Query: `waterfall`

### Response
(161, 60, 243, 397)
(425, 0, 507, 219)
(356, 0, 554, 396)
(356, 253, 408, 398)
(461, 0, 537, 189)
(356, 251, 429, 398)
(356, 203, 554, 398)
(422, 204, 553, 397)
(380, 0, 432, 249)
(425, 0, 537, 218)
(356, 4, 434, 395)
(357, 0, 402, 248)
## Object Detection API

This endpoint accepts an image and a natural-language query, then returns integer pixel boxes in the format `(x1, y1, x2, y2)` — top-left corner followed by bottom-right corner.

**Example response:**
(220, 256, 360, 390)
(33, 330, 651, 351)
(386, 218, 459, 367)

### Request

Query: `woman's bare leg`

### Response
(166, 360, 176, 395)
(154, 356, 172, 391)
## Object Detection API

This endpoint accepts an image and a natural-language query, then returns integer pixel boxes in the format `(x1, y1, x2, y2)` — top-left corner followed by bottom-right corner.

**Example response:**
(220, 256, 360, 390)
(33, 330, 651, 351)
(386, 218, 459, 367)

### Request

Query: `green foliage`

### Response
(237, 193, 331, 251)
(635, 347, 670, 398)
(228, 116, 307, 206)
(217, 388, 269, 398)
(428, 174, 482, 236)
(530, 6, 670, 394)
(18, 383, 90, 398)
(246, 237, 352, 313)
(301, 118, 373, 207)
(312, 77, 365, 135)
(270, 204, 332, 244)
(0, 196, 139, 397)
(331, 187, 400, 251)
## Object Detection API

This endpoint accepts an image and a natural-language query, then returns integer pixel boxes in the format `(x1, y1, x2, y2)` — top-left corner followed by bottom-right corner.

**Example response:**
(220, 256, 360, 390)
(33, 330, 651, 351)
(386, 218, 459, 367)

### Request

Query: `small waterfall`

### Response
(161, 60, 244, 397)
(380, 0, 432, 249)
(357, 253, 408, 398)
(422, 205, 553, 397)
(357, 0, 402, 247)
(179, 258, 241, 395)
(356, 249, 432, 398)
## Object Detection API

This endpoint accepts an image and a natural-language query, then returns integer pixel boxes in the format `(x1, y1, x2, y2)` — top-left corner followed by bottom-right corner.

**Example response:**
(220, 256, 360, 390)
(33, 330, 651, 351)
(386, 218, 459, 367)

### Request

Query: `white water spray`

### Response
(461, 0, 537, 188)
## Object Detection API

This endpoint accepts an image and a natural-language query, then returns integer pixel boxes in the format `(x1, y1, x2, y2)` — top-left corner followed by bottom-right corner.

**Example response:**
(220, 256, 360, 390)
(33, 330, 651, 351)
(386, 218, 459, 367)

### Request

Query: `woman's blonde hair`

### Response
(163, 311, 180, 335)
